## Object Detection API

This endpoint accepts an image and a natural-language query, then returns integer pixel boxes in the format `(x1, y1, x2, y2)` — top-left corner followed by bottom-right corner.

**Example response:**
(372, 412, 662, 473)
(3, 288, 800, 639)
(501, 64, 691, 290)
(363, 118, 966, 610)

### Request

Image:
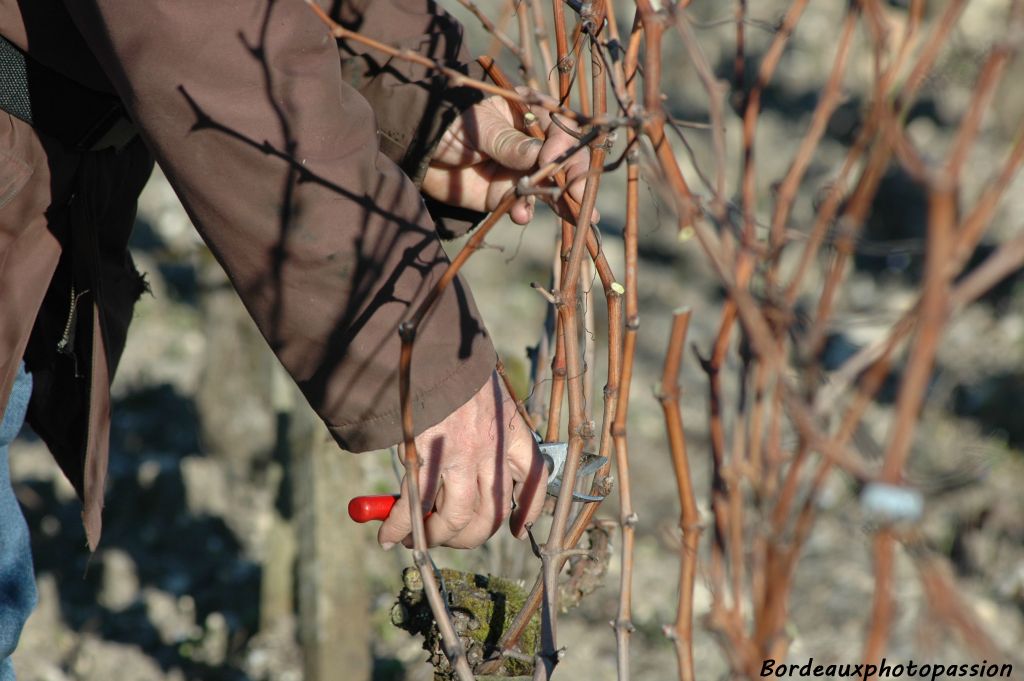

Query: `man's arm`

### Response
(61, 0, 550, 548)
(60, 0, 491, 452)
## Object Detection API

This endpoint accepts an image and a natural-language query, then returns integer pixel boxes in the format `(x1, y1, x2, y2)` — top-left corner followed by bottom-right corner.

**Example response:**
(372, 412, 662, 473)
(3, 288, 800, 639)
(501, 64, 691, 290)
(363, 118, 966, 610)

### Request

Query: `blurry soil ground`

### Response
(10, 1, 1024, 679)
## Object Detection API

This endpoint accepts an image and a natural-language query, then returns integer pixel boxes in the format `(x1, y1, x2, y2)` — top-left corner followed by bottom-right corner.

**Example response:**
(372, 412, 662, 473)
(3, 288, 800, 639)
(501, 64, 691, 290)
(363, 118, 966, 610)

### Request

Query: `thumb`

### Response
(479, 119, 543, 171)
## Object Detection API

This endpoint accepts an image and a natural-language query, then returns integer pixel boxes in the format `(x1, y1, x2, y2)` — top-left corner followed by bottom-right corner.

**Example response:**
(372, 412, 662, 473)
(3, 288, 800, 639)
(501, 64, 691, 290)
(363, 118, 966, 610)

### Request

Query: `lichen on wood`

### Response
(391, 567, 540, 679)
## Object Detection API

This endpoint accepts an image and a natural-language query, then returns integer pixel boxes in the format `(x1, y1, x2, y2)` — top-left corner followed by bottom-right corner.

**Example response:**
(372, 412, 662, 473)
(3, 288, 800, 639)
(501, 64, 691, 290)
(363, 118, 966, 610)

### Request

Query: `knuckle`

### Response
(492, 128, 517, 155)
(443, 509, 473, 532)
(448, 534, 484, 550)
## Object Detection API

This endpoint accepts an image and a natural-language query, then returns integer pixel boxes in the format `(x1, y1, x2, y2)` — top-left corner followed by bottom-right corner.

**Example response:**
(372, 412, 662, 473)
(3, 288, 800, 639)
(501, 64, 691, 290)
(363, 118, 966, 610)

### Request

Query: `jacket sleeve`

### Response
(61, 0, 497, 452)
(334, 0, 489, 238)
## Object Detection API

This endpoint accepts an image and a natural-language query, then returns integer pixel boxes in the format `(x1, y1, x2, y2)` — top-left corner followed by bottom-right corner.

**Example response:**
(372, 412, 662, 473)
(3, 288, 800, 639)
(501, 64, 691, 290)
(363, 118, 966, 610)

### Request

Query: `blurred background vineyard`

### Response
(10, 0, 1024, 679)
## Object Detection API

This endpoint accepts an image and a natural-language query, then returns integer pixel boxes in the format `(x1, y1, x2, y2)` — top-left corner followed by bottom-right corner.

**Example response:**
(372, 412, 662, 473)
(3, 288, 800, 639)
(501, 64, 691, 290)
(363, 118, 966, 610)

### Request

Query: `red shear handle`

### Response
(347, 495, 400, 523)
(347, 494, 436, 523)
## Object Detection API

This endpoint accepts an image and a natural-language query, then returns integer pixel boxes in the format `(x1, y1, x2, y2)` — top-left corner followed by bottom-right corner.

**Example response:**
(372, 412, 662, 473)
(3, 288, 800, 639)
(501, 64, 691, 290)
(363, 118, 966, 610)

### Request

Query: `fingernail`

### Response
(381, 542, 395, 551)
(521, 138, 542, 156)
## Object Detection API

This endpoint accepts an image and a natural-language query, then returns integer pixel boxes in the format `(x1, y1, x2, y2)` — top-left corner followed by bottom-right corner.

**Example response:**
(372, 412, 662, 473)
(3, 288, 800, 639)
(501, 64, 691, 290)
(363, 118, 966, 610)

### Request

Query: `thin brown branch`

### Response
(944, 45, 1013, 181)
(609, 213, 638, 681)
(582, 259, 597, 431)
(639, 6, 698, 228)
(952, 122, 1024, 274)
(674, 13, 728, 213)
(817, 215, 1024, 416)
(863, 179, 955, 668)
(769, 4, 859, 252)
(390, 98, 600, 676)
(734, 0, 747, 97)
(484, 1, 517, 62)
(911, 547, 1005, 659)
(481, 279, 621, 677)
(396, 192, 520, 681)
(863, 528, 896, 669)
(528, 0, 558, 97)
(516, 0, 543, 90)
(456, 0, 525, 65)
(306, 0, 591, 123)
(657, 308, 701, 681)
(738, 0, 810, 247)
(536, 130, 608, 681)
(880, 181, 953, 481)
(552, 0, 572, 105)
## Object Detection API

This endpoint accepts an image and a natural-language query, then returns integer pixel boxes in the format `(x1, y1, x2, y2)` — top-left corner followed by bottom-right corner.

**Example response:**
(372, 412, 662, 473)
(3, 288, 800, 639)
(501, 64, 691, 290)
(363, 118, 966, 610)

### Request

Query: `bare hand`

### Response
(378, 370, 548, 550)
(422, 92, 592, 225)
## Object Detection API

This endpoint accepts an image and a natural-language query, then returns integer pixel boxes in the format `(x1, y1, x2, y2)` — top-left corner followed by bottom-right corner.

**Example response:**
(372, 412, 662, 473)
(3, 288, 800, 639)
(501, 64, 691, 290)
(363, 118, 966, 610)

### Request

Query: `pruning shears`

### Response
(347, 439, 608, 523)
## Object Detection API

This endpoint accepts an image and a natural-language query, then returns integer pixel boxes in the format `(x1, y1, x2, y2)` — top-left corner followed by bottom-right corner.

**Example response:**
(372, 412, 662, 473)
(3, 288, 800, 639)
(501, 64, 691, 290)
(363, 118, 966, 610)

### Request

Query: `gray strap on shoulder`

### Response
(0, 35, 33, 125)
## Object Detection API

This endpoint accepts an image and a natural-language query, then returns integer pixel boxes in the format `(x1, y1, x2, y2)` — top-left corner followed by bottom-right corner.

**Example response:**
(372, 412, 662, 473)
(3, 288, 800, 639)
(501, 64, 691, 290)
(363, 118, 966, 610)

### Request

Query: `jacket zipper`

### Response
(56, 286, 89, 378)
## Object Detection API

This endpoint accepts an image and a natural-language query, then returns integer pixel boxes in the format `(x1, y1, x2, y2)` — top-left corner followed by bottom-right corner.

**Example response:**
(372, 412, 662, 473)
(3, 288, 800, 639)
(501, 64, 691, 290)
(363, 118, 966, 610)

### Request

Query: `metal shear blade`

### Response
(538, 440, 607, 503)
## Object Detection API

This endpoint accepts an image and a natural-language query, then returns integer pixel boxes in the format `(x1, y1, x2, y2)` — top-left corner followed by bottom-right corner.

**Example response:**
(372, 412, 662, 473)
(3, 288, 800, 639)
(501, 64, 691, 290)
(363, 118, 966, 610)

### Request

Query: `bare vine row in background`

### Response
(311, 1, 1024, 679)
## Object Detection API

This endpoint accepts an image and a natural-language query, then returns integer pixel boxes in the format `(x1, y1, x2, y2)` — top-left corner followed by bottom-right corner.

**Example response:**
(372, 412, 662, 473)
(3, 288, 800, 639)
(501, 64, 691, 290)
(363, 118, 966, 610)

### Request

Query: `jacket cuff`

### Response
(424, 195, 487, 241)
(326, 341, 496, 452)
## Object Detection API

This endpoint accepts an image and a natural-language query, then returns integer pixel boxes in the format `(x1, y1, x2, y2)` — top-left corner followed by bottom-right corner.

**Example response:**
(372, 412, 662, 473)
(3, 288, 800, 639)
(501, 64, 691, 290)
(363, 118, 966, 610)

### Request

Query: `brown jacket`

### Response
(0, 0, 495, 550)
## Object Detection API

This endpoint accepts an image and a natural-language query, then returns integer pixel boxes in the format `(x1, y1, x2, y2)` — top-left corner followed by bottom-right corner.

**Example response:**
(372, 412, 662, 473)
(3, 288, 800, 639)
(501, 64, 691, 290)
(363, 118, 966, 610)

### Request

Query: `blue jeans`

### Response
(0, 365, 36, 681)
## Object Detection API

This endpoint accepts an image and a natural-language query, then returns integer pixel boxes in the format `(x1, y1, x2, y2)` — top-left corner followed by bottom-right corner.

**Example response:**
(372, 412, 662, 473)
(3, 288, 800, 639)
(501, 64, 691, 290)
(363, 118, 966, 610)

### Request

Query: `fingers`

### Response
(428, 462, 514, 549)
(378, 439, 442, 549)
(431, 394, 541, 547)
(486, 168, 536, 225)
(520, 98, 597, 223)
(378, 466, 438, 549)
(480, 126, 543, 171)
(379, 432, 543, 549)
(429, 95, 542, 171)
(423, 161, 532, 223)
(376, 371, 547, 551)
(423, 91, 598, 225)
(536, 114, 595, 219)
(483, 166, 525, 220)
(377, 477, 413, 549)
(506, 416, 548, 538)
(510, 195, 536, 225)
(475, 97, 544, 171)
(413, 465, 480, 548)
